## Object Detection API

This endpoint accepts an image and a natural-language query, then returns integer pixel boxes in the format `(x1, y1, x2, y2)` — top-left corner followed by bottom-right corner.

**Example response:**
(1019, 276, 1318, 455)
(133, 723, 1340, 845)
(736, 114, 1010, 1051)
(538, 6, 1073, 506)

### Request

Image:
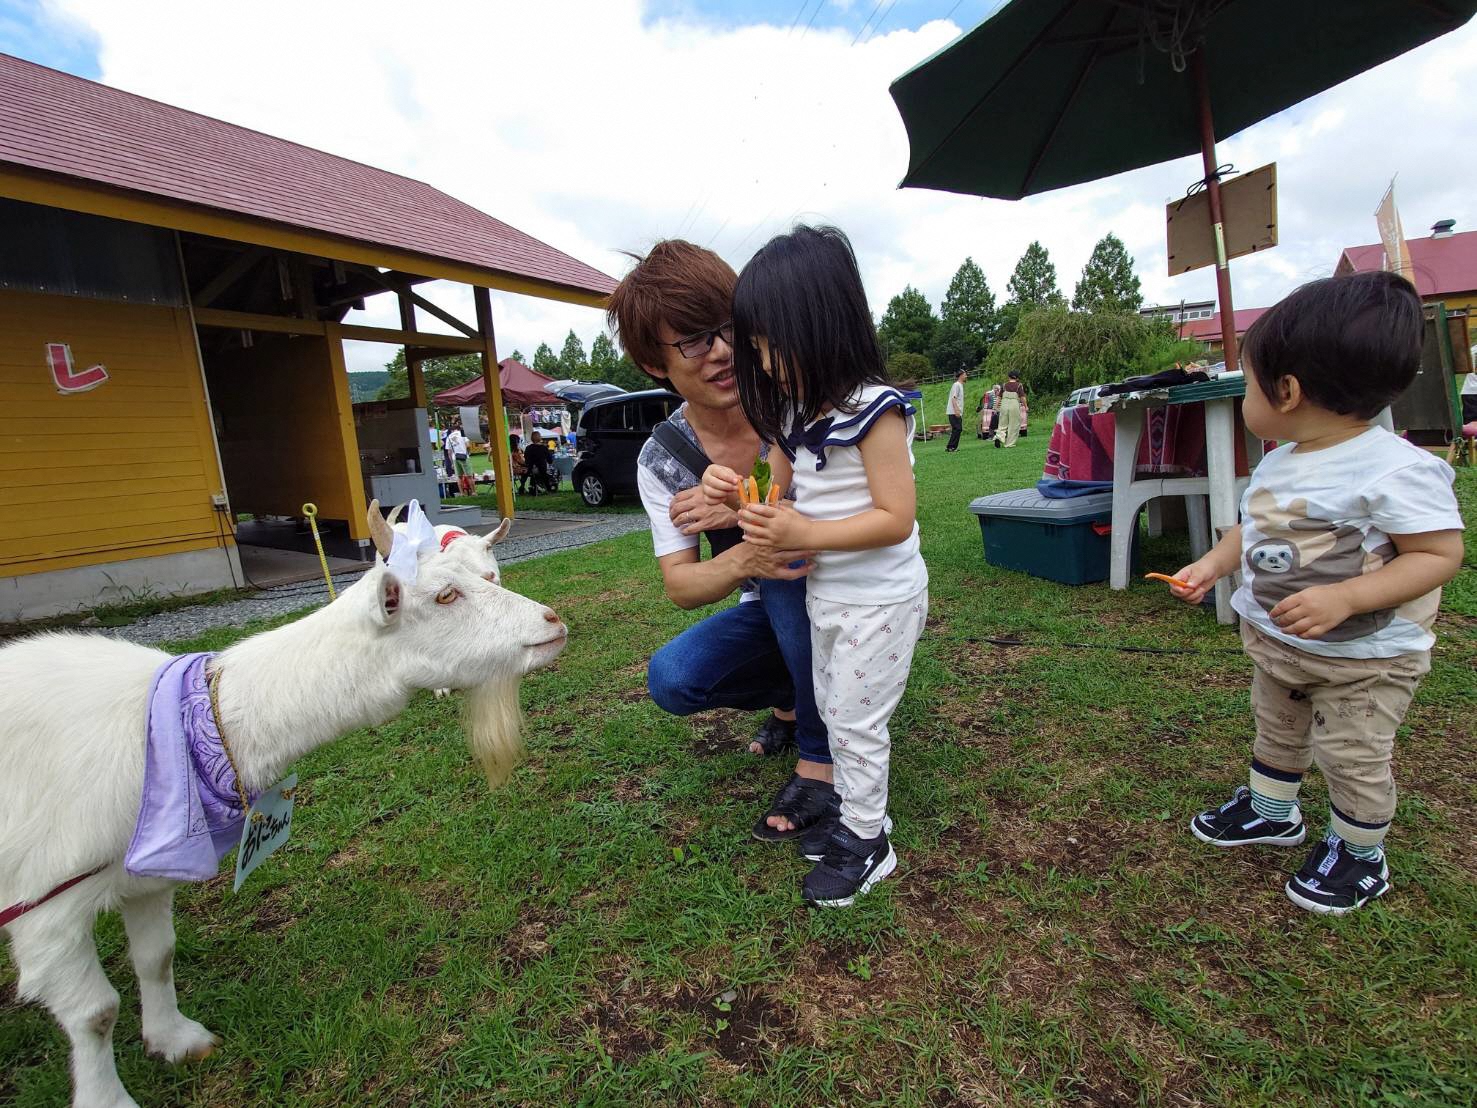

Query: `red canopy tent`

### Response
(433, 359, 554, 409)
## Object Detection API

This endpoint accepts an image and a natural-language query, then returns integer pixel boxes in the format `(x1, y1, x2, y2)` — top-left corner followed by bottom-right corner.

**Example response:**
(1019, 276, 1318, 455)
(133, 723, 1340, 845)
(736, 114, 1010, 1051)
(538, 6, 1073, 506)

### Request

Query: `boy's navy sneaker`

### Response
(797, 812, 893, 862)
(1190, 786, 1305, 848)
(1285, 834, 1391, 915)
(803, 825, 897, 908)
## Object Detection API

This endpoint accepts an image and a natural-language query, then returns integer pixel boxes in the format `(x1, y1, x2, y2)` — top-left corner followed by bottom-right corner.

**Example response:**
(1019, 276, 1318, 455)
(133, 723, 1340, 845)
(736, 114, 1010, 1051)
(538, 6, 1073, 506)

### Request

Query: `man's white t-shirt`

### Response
(1231, 426, 1463, 658)
(948, 380, 964, 417)
(445, 429, 468, 456)
(1462, 372, 1477, 396)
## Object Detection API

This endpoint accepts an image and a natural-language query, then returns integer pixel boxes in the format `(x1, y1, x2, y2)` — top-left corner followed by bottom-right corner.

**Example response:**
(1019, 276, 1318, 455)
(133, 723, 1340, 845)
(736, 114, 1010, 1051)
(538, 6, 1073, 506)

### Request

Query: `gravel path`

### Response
(101, 510, 651, 646)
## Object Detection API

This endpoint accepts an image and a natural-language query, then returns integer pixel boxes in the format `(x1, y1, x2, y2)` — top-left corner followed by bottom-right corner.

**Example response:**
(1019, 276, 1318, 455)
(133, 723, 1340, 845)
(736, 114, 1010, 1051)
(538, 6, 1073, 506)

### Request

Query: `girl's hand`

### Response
(1168, 559, 1222, 605)
(1270, 585, 1354, 640)
(738, 502, 809, 550)
(701, 464, 741, 506)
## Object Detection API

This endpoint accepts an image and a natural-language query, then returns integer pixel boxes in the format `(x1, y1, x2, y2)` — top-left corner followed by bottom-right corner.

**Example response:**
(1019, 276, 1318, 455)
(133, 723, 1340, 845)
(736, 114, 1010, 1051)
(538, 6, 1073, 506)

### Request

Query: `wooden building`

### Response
(0, 54, 614, 621)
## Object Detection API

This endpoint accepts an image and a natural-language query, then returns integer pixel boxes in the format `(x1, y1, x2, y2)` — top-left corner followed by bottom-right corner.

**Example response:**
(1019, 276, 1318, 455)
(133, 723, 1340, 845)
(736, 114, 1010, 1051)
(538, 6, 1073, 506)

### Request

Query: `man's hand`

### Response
(747, 546, 815, 580)
(670, 486, 736, 536)
(701, 464, 742, 506)
(1270, 584, 1355, 640)
(738, 502, 811, 550)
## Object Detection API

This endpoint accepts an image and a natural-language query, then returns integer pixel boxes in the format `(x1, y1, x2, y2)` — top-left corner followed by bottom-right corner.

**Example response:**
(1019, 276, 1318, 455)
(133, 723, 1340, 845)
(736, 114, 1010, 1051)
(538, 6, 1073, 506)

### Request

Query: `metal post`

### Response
(1192, 50, 1238, 373)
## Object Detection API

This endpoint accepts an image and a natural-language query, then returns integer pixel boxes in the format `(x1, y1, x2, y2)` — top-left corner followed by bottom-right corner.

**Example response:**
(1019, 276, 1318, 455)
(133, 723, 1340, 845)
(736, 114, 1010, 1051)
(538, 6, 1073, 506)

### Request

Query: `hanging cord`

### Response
(1134, 0, 1229, 83)
(1174, 162, 1238, 211)
(302, 503, 337, 601)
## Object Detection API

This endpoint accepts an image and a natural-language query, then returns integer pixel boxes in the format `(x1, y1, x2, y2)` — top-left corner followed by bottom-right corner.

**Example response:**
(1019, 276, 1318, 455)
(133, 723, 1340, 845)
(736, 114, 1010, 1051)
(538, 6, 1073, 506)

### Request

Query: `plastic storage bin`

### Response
(968, 489, 1134, 586)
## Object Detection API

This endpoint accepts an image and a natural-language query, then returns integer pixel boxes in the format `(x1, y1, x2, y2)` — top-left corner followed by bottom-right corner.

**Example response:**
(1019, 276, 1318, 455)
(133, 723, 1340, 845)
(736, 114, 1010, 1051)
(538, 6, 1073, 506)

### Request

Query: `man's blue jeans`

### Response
(647, 576, 829, 764)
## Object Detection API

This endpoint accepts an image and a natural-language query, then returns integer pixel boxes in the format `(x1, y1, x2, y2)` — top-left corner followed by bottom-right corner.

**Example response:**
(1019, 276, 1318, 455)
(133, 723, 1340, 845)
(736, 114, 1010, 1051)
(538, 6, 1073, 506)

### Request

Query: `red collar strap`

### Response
(0, 864, 106, 927)
(439, 529, 468, 551)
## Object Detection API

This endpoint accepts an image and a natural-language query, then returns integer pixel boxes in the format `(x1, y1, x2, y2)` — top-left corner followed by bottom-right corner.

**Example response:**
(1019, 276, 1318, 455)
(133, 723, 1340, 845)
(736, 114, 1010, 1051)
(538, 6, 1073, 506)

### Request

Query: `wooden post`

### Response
(323, 321, 372, 550)
(1192, 50, 1238, 373)
(398, 291, 426, 407)
(474, 286, 514, 520)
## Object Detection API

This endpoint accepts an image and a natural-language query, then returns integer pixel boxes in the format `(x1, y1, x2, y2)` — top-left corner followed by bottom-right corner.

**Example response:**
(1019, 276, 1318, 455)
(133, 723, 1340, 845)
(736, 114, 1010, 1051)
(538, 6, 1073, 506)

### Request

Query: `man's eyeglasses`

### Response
(664, 322, 733, 360)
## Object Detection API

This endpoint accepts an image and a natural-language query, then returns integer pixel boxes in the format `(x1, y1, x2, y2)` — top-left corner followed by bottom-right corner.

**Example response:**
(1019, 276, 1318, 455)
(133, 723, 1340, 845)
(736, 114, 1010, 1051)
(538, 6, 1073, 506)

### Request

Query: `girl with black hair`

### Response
(701, 225, 928, 908)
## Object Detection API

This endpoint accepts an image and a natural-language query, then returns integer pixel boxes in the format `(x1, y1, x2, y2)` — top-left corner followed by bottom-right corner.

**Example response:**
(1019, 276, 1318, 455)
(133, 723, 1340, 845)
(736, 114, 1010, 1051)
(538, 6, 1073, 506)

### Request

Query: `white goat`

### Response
(0, 502, 566, 1108)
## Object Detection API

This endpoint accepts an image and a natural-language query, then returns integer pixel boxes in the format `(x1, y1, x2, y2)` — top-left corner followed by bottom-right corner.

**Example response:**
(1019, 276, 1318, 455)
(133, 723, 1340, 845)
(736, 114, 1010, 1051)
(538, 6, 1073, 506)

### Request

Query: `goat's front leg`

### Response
(120, 885, 219, 1063)
(9, 902, 138, 1108)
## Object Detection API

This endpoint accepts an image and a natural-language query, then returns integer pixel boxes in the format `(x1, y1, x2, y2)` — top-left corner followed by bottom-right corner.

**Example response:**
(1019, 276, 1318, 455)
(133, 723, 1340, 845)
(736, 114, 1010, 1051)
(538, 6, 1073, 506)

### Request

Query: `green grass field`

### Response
(4, 418, 1474, 1106)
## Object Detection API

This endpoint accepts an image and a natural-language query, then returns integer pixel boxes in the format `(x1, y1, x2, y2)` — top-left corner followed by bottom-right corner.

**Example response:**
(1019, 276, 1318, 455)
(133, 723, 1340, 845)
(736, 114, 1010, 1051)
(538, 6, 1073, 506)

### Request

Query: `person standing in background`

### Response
(946, 370, 966, 452)
(997, 370, 1027, 449)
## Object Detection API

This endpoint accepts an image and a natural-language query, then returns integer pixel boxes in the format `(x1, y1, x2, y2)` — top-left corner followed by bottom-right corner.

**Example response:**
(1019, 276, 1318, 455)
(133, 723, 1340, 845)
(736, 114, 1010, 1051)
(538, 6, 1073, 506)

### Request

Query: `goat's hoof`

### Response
(433, 688, 451, 699)
(144, 1018, 220, 1063)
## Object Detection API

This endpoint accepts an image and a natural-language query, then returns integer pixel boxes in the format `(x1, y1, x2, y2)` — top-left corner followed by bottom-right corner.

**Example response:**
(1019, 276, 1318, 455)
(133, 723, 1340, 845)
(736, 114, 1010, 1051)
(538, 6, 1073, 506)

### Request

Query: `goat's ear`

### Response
(370, 569, 404, 627)
(486, 518, 512, 547)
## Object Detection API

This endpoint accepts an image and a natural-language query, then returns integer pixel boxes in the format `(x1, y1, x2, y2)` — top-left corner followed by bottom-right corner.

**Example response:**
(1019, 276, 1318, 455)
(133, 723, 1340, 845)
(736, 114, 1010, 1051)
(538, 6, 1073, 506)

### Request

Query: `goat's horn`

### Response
(387, 503, 406, 527)
(367, 500, 394, 559)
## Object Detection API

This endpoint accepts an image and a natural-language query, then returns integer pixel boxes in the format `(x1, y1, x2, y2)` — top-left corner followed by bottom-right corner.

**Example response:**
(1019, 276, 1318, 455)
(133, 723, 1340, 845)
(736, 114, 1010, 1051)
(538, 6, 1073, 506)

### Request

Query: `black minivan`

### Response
(572, 389, 683, 506)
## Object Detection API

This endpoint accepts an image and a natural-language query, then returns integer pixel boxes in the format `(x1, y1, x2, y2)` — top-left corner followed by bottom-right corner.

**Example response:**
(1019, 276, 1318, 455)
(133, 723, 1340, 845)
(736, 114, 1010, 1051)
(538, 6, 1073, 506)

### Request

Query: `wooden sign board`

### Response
(1166, 163, 1278, 276)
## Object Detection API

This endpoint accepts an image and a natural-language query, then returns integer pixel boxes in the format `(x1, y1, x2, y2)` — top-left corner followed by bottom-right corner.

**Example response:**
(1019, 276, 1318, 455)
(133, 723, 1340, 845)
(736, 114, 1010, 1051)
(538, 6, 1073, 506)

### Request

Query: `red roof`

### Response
(0, 53, 616, 300)
(1336, 228, 1477, 299)
(434, 359, 555, 409)
(1180, 308, 1269, 342)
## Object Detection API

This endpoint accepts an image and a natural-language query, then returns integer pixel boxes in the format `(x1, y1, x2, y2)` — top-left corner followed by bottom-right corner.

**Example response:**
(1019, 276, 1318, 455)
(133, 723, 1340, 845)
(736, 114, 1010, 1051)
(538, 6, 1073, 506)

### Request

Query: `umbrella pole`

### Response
(1192, 50, 1239, 373)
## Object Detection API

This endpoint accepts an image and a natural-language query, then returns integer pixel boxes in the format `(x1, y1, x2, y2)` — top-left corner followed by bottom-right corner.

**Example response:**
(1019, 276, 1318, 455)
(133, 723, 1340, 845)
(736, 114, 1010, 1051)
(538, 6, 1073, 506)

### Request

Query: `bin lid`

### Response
(969, 487, 1114, 523)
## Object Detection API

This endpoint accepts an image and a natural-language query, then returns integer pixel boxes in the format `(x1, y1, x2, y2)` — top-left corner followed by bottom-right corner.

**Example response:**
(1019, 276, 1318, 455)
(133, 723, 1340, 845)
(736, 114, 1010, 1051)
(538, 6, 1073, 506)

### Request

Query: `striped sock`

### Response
(1249, 759, 1302, 823)
(1345, 838, 1384, 862)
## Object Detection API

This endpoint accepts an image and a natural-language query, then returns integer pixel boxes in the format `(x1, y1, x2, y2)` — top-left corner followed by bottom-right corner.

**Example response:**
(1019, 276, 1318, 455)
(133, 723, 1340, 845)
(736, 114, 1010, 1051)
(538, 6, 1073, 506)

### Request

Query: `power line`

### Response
(862, 0, 901, 44)
(852, 0, 887, 45)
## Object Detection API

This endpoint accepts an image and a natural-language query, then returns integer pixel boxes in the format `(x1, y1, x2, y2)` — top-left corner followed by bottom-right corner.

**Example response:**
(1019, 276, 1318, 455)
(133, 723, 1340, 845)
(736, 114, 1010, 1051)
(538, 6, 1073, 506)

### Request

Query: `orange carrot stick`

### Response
(766, 482, 783, 505)
(1143, 572, 1193, 589)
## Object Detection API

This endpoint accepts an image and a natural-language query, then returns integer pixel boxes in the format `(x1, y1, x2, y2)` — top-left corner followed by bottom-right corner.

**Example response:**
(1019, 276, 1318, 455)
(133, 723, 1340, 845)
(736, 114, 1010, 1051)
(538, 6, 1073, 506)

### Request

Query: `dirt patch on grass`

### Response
(685, 709, 752, 757)
(500, 903, 566, 972)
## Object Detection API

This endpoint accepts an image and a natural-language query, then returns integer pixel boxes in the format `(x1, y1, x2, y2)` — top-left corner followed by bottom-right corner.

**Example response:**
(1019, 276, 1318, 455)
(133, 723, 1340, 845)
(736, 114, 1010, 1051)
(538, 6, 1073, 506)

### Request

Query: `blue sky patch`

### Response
(0, 0, 101, 78)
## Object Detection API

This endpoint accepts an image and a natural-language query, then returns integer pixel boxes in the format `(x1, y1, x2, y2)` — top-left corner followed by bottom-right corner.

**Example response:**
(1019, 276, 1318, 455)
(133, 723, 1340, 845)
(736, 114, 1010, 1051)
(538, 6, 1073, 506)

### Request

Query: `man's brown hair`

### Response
(606, 240, 737, 375)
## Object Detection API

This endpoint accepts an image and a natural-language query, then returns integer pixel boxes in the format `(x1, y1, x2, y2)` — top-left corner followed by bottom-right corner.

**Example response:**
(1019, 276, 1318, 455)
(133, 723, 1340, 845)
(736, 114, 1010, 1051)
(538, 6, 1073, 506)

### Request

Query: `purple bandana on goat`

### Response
(124, 652, 256, 881)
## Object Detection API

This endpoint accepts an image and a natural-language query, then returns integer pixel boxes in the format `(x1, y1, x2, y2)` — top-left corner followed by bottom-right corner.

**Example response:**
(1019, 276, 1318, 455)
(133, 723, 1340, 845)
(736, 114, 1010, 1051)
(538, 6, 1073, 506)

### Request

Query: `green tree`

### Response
(508, 349, 527, 365)
(558, 330, 588, 377)
(1072, 232, 1144, 313)
(375, 348, 484, 402)
(886, 351, 932, 384)
(929, 257, 996, 376)
(1005, 241, 1062, 311)
(876, 285, 937, 360)
(588, 333, 620, 380)
(983, 306, 1194, 394)
(532, 342, 559, 377)
(608, 353, 655, 392)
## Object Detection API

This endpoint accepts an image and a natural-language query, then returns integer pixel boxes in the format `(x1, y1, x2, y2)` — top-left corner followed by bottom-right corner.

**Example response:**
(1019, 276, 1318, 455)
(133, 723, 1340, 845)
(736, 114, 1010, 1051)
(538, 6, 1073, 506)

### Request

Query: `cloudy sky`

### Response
(5, 0, 1473, 373)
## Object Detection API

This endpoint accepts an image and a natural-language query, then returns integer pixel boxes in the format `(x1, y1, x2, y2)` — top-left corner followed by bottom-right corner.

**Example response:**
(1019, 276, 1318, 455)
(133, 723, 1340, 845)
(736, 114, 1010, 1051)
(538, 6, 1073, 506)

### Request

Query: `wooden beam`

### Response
(348, 264, 477, 337)
(323, 322, 372, 543)
(190, 308, 484, 351)
(399, 292, 425, 408)
(405, 289, 477, 337)
(191, 246, 267, 307)
(0, 165, 613, 309)
(474, 286, 514, 521)
(192, 308, 326, 335)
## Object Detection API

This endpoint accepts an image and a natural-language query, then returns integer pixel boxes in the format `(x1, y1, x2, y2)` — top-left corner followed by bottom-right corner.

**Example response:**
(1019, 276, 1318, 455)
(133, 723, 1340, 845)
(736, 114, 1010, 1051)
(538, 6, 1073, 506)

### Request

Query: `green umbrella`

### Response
(890, 0, 1476, 368)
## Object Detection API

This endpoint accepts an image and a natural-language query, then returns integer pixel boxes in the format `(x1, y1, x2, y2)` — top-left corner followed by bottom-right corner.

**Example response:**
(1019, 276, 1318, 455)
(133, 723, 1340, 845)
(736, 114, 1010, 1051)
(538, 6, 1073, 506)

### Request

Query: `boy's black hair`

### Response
(1242, 271, 1424, 420)
(732, 224, 888, 446)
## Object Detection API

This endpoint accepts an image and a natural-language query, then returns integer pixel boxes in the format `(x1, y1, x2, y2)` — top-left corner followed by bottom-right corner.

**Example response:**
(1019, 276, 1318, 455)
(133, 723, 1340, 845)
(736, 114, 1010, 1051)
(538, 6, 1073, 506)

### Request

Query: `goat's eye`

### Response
(435, 586, 461, 605)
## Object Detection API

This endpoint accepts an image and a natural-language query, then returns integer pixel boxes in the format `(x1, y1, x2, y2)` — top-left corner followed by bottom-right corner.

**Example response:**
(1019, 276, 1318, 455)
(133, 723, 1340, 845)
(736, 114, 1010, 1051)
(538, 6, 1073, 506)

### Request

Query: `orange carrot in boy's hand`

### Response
(1144, 572, 1193, 590)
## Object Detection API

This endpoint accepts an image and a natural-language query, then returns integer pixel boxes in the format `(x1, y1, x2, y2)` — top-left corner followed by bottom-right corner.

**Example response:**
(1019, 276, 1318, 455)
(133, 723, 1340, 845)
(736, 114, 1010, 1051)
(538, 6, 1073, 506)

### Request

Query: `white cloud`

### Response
(50, 0, 1477, 373)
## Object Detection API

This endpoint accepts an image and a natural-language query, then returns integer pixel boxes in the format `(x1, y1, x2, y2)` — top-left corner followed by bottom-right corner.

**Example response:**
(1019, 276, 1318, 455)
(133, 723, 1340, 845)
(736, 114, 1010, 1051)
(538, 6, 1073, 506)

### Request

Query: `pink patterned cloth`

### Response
(1044, 402, 1252, 483)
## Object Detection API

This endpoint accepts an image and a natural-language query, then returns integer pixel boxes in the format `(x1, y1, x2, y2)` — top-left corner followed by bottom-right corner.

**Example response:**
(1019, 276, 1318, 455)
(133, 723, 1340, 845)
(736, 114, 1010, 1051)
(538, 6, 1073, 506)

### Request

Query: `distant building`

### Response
(1178, 308, 1270, 360)
(1335, 220, 1477, 319)
(1139, 300, 1217, 326)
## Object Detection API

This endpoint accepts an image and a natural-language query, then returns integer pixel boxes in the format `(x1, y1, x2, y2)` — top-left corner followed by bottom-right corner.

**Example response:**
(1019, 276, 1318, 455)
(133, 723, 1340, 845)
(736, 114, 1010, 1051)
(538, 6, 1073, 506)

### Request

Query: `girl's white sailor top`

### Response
(780, 383, 928, 605)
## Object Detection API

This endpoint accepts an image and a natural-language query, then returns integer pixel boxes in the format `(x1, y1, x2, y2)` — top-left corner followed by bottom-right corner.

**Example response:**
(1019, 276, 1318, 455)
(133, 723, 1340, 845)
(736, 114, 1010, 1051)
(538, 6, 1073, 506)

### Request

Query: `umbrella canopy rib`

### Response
(1021, 5, 1118, 196)
(904, 0, 1088, 188)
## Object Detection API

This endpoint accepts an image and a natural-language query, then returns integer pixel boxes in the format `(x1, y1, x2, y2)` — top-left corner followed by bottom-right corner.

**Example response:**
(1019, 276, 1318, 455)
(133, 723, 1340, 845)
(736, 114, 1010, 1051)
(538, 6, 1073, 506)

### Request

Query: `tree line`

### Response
(373, 331, 650, 403)
(878, 233, 1198, 395)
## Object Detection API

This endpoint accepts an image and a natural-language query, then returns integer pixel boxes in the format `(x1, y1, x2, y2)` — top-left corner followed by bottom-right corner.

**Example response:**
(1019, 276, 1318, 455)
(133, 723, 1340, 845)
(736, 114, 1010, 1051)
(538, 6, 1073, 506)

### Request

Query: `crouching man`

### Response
(607, 240, 840, 844)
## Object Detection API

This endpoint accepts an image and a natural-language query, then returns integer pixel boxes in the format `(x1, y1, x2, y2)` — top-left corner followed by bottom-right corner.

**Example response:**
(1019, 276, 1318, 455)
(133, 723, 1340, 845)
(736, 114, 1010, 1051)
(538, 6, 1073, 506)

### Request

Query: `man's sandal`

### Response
(752, 774, 840, 843)
(749, 713, 797, 756)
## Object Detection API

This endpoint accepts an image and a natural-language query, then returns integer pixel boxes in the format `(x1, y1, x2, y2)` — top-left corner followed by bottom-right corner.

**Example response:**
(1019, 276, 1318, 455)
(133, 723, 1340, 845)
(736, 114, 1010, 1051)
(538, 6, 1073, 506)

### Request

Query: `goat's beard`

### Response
(463, 674, 525, 788)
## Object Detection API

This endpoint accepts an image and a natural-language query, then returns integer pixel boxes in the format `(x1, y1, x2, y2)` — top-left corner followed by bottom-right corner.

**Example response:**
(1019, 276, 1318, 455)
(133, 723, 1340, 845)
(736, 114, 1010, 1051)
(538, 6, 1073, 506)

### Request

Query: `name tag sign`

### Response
(233, 774, 297, 892)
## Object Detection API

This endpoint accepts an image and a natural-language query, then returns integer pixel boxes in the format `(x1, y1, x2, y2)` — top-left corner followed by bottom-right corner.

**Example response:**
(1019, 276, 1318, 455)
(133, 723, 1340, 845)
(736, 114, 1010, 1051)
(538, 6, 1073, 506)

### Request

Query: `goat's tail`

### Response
(462, 675, 525, 789)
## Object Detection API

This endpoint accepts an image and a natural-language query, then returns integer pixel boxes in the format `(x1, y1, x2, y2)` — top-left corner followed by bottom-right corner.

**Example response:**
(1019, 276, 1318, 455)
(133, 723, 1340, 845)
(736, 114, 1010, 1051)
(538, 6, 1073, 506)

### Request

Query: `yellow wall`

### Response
(0, 290, 229, 577)
(204, 330, 367, 535)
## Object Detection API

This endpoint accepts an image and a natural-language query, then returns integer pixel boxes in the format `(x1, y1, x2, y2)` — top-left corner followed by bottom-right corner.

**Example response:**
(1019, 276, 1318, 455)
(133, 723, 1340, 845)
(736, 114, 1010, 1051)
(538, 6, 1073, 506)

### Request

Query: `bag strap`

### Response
(651, 419, 713, 482)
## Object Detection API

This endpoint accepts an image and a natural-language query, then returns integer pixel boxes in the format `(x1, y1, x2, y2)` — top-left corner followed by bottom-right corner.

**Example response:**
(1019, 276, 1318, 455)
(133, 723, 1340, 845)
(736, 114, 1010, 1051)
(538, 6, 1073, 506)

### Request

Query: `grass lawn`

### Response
(4, 425, 1475, 1106)
(444, 450, 644, 515)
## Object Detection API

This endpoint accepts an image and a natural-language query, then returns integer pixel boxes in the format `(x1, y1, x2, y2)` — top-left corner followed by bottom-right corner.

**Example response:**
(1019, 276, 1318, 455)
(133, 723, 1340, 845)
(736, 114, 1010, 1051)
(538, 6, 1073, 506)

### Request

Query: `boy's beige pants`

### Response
(1242, 622, 1429, 846)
